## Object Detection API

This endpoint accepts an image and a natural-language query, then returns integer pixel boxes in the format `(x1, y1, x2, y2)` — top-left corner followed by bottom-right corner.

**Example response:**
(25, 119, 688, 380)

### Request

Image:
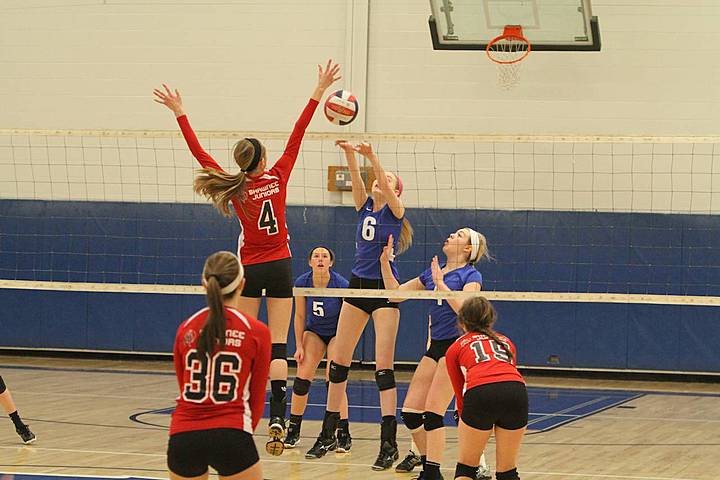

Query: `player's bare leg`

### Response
(306, 302, 368, 459)
(265, 296, 293, 455)
(371, 307, 400, 470)
(285, 331, 325, 448)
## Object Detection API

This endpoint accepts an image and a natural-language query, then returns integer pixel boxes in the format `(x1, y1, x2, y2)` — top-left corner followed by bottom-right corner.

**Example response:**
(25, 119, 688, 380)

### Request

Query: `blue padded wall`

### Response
(1, 200, 719, 372)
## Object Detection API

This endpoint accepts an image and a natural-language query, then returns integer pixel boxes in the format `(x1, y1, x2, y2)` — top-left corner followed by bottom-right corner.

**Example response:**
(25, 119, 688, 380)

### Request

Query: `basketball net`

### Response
(486, 25, 531, 90)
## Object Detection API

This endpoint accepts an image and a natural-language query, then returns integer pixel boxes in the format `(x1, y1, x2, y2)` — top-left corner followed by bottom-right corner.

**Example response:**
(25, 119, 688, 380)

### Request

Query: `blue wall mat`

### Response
(1, 200, 719, 372)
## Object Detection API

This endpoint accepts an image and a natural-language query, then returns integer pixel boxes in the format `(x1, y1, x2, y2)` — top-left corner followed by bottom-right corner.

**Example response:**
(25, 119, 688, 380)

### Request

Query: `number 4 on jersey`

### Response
(258, 199, 279, 235)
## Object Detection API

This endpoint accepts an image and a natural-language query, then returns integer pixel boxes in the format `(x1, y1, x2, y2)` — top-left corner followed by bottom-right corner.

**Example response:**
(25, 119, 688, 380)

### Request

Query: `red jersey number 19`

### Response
(258, 200, 279, 235)
(470, 340, 512, 364)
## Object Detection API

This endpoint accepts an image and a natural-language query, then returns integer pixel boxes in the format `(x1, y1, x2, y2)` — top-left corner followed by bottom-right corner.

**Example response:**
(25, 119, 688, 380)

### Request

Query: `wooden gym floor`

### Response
(0, 355, 719, 480)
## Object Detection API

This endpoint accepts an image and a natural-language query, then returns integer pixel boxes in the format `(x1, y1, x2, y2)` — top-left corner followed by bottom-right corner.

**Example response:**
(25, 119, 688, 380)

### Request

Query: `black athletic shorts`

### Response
(424, 338, 457, 362)
(461, 381, 528, 431)
(242, 257, 293, 298)
(306, 329, 335, 346)
(167, 428, 259, 477)
(343, 276, 400, 315)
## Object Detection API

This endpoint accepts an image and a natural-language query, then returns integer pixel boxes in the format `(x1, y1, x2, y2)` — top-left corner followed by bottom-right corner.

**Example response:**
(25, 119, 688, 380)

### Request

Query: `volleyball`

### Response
(324, 89, 359, 125)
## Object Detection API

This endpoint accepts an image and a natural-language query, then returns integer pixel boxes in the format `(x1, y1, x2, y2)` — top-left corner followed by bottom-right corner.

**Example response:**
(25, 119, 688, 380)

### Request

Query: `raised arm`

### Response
(273, 60, 342, 181)
(357, 143, 405, 219)
(336, 140, 367, 210)
(432, 256, 482, 313)
(380, 235, 424, 302)
(153, 84, 224, 171)
(293, 295, 307, 364)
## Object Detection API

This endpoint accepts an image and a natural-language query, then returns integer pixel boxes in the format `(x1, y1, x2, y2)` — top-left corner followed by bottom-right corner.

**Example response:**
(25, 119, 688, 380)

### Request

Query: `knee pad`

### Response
(423, 411, 445, 431)
(400, 410, 424, 431)
(271, 343, 287, 361)
(496, 468, 519, 480)
(0, 375, 5, 394)
(455, 463, 478, 479)
(328, 361, 350, 383)
(292, 377, 311, 396)
(375, 368, 396, 391)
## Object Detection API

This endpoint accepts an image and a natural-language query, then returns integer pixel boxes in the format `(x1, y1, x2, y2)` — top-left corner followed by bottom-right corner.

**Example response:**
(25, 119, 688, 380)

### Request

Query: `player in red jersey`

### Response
(446, 297, 528, 480)
(154, 60, 341, 451)
(168, 251, 271, 480)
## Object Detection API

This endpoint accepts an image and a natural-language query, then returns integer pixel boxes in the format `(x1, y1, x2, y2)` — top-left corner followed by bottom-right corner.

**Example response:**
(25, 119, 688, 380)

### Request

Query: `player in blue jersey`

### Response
(380, 228, 491, 480)
(306, 141, 413, 470)
(284, 246, 352, 452)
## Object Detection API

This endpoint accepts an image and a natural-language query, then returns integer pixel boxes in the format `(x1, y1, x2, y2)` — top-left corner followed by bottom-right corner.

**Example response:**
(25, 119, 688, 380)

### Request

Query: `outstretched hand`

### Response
(431, 255, 446, 289)
(335, 139, 356, 153)
(355, 142, 375, 158)
(381, 234, 395, 263)
(317, 59, 342, 91)
(153, 84, 184, 117)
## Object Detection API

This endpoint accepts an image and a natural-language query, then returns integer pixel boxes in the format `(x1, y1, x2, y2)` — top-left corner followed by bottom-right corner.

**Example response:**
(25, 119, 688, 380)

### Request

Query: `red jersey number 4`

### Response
(258, 199, 279, 235)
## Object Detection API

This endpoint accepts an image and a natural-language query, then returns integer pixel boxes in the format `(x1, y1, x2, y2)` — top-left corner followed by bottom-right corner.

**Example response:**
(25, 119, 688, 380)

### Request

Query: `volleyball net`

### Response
(1, 128, 719, 369)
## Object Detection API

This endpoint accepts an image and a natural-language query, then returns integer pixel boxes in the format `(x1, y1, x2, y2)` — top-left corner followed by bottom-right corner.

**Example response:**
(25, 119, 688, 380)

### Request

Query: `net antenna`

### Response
(486, 25, 531, 90)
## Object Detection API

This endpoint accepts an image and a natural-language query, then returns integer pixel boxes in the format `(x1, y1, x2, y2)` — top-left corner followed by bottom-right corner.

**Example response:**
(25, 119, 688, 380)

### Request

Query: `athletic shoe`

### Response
(268, 416, 286, 439)
(371, 440, 399, 470)
(284, 423, 301, 448)
(476, 465, 492, 480)
(336, 429, 352, 453)
(305, 435, 337, 459)
(396, 451, 422, 472)
(266, 416, 286, 456)
(16, 424, 36, 445)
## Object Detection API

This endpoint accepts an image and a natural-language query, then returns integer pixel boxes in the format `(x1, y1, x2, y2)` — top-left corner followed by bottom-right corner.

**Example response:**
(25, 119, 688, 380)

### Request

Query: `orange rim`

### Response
(486, 25, 531, 65)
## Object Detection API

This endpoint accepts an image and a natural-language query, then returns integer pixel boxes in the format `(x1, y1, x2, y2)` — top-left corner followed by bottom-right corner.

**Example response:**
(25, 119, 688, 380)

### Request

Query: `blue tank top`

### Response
(294, 270, 349, 336)
(418, 264, 483, 340)
(352, 197, 403, 280)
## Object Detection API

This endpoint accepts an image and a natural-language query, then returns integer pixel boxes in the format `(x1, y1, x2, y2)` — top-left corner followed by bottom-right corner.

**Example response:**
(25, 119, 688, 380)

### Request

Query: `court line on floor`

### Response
(4, 363, 720, 398)
(0, 447, 702, 480)
(0, 470, 164, 479)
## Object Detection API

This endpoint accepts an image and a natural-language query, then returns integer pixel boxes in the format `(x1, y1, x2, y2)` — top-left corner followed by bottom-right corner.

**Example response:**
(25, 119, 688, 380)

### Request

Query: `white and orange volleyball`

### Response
(324, 90, 359, 126)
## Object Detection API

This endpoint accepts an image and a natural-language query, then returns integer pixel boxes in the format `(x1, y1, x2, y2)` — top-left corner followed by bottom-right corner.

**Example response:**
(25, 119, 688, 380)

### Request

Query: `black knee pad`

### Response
(328, 361, 350, 383)
(423, 411, 445, 431)
(400, 410, 424, 431)
(496, 468, 519, 480)
(455, 463, 478, 479)
(0, 375, 5, 394)
(375, 369, 395, 391)
(271, 343, 287, 361)
(292, 377, 311, 396)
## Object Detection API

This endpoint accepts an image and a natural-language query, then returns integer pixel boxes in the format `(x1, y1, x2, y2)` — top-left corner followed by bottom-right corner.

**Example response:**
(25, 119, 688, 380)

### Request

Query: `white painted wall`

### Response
(1, 1, 719, 212)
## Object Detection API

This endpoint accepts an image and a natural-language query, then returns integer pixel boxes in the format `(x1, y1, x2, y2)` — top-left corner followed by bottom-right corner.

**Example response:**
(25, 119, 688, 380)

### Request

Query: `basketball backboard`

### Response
(428, 0, 601, 51)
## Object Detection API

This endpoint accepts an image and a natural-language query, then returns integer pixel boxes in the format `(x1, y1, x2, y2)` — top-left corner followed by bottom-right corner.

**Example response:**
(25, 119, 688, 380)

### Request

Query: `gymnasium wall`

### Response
(1, 1, 718, 135)
(1, 1, 719, 373)
(1, 200, 719, 373)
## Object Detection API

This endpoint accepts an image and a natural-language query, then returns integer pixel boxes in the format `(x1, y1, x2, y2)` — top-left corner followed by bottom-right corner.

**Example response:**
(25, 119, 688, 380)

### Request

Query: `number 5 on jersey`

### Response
(258, 199, 279, 235)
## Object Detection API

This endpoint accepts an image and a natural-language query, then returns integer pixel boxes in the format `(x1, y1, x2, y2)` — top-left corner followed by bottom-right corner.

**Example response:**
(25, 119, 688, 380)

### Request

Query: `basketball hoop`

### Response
(486, 25, 531, 90)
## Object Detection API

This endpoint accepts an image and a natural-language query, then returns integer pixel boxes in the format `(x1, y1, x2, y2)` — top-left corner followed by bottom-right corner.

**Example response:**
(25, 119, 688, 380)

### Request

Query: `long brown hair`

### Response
(387, 172, 413, 255)
(457, 296, 513, 361)
(396, 218, 413, 255)
(193, 139, 266, 216)
(198, 251, 243, 356)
